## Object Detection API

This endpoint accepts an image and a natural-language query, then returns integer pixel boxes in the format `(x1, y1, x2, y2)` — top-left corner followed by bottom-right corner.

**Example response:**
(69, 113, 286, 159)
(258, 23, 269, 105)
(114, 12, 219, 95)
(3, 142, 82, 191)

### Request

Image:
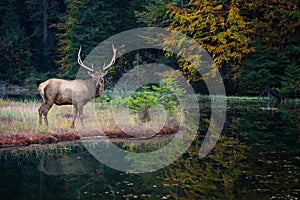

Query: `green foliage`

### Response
(24, 71, 53, 89)
(53, 0, 138, 75)
(0, 0, 139, 85)
(241, 41, 300, 97)
(280, 63, 300, 98)
(0, 0, 32, 84)
(125, 74, 185, 123)
(127, 87, 158, 110)
(240, 40, 279, 95)
(0, 0, 66, 84)
(126, 85, 159, 122)
(110, 95, 127, 109)
(135, 0, 172, 27)
(278, 46, 300, 98)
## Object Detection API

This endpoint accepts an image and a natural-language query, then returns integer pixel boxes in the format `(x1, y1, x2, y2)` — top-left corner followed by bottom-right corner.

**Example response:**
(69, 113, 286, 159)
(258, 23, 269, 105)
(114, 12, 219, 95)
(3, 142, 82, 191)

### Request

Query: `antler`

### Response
(77, 46, 94, 73)
(103, 45, 117, 71)
(78, 45, 117, 72)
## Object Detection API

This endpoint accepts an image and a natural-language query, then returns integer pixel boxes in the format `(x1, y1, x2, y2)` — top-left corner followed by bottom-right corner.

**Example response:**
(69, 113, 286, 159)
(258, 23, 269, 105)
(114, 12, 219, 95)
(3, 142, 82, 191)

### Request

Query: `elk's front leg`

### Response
(71, 105, 78, 128)
(78, 104, 84, 128)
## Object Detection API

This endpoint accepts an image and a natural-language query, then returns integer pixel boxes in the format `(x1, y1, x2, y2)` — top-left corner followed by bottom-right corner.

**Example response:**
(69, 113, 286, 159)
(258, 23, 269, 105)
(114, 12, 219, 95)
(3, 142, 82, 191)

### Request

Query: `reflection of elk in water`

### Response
(38, 153, 101, 176)
(38, 45, 117, 128)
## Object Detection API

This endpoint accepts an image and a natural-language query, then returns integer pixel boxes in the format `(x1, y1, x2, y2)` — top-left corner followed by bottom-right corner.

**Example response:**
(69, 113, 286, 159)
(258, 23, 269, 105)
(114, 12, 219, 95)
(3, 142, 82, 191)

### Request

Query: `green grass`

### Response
(196, 94, 300, 103)
(0, 98, 180, 134)
(197, 94, 265, 102)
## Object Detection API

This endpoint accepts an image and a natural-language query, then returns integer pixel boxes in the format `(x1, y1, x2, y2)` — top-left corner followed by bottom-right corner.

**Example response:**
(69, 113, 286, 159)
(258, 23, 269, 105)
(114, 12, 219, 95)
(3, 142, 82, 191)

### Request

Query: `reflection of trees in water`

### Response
(239, 103, 300, 198)
(161, 108, 249, 199)
(36, 145, 106, 200)
(38, 152, 99, 176)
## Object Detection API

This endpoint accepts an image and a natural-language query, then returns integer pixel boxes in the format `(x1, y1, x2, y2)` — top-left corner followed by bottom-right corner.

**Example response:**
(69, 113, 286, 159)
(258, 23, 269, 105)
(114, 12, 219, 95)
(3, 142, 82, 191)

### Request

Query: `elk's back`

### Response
(39, 78, 95, 106)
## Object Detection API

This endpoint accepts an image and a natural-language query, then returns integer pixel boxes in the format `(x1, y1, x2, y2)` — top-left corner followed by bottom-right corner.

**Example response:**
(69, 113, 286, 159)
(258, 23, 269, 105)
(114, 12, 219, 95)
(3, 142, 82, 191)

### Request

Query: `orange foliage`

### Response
(247, 0, 300, 50)
(166, 0, 254, 81)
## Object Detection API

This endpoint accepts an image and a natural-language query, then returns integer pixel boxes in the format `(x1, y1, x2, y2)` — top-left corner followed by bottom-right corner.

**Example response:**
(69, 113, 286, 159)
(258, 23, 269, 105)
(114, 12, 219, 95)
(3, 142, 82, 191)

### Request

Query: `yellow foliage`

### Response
(166, 0, 254, 81)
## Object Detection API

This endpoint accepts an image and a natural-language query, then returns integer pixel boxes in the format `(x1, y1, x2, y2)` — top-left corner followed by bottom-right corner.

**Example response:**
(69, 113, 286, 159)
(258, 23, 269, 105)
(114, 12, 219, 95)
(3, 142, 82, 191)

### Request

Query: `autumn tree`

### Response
(247, 0, 300, 50)
(165, 0, 254, 93)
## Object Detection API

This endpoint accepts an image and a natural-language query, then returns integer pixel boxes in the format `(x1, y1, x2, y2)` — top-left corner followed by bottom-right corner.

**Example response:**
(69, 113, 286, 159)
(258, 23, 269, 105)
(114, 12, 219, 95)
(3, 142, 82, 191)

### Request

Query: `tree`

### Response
(53, 0, 138, 77)
(240, 40, 300, 97)
(135, 0, 172, 27)
(240, 41, 279, 95)
(126, 85, 159, 122)
(248, 0, 300, 50)
(126, 74, 185, 123)
(0, 0, 32, 84)
(279, 46, 300, 98)
(165, 0, 253, 93)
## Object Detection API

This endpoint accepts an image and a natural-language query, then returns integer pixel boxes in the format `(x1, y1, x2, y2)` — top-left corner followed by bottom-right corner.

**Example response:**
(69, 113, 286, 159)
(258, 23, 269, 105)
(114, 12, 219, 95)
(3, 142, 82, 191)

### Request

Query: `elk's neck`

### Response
(95, 81, 104, 98)
(86, 79, 104, 98)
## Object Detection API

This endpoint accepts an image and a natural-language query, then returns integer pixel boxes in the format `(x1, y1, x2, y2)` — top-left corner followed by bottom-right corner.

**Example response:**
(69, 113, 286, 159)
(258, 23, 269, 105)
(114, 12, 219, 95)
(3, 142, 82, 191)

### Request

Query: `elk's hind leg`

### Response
(43, 103, 53, 127)
(38, 90, 47, 126)
(38, 104, 46, 126)
(38, 102, 53, 127)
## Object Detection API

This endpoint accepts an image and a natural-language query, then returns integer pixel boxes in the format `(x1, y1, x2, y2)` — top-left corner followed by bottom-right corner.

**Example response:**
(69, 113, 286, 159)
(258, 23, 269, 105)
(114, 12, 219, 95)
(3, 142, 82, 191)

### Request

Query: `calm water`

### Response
(0, 100, 299, 199)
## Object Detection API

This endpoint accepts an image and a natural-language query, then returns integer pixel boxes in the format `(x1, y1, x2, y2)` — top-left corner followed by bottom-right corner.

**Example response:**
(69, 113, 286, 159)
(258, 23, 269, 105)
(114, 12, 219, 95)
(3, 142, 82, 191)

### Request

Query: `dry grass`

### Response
(0, 99, 180, 136)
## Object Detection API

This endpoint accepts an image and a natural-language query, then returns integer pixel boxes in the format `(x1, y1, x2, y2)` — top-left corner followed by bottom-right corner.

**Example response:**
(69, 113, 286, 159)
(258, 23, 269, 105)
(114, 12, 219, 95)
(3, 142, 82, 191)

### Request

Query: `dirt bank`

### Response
(0, 123, 179, 148)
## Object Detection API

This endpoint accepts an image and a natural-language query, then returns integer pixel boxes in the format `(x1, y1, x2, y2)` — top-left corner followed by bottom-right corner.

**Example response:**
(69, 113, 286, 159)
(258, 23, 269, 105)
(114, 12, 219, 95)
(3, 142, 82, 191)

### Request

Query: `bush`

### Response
(125, 78, 185, 123)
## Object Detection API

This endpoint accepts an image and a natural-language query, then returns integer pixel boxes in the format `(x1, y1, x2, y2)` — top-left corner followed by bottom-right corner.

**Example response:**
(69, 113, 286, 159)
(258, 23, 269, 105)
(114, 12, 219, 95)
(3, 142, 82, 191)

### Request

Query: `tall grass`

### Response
(0, 98, 177, 134)
(0, 99, 39, 133)
(0, 98, 78, 133)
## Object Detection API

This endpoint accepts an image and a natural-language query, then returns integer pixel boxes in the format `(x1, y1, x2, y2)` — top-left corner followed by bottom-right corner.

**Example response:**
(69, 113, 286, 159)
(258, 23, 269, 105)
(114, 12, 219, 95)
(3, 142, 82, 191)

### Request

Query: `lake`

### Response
(0, 99, 299, 199)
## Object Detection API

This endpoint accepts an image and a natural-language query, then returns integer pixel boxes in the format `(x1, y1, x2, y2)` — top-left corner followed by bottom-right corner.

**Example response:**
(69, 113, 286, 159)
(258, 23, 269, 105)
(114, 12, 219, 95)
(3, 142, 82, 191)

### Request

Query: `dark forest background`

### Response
(0, 0, 299, 97)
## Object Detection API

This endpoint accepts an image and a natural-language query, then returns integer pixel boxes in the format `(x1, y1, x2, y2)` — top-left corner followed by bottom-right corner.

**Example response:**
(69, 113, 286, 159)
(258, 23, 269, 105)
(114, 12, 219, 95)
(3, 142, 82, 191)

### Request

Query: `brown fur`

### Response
(38, 78, 103, 128)
(38, 46, 116, 128)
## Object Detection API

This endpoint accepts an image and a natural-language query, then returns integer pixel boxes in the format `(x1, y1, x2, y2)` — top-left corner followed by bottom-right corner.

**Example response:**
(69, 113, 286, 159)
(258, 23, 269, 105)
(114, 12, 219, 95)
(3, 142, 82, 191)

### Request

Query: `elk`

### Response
(38, 45, 117, 128)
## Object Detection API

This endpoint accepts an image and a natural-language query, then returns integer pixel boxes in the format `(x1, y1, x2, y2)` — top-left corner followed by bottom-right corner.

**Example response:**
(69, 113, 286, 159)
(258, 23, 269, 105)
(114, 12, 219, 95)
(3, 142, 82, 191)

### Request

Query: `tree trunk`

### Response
(140, 108, 151, 123)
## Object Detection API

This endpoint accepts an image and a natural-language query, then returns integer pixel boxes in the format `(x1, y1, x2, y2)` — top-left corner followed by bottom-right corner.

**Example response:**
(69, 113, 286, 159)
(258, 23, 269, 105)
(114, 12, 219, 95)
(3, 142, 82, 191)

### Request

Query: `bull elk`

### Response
(38, 45, 117, 128)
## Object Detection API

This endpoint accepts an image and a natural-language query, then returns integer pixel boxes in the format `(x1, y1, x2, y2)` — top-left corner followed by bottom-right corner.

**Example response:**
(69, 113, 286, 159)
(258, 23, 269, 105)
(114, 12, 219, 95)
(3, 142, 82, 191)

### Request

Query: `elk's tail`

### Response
(38, 80, 50, 103)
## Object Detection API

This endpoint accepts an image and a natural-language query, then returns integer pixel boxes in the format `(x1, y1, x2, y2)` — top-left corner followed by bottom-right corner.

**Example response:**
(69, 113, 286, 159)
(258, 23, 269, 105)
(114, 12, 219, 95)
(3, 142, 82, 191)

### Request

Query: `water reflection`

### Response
(38, 150, 101, 176)
(0, 101, 299, 199)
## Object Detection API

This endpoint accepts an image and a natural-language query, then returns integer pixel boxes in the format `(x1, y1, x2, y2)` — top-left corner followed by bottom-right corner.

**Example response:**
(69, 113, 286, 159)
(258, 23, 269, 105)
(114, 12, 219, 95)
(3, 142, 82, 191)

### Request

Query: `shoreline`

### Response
(0, 123, 179, 148)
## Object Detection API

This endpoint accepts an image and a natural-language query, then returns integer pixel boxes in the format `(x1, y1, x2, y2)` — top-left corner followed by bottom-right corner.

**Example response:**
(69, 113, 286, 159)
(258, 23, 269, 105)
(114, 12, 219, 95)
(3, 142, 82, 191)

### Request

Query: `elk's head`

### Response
(77, 45, 117, 86)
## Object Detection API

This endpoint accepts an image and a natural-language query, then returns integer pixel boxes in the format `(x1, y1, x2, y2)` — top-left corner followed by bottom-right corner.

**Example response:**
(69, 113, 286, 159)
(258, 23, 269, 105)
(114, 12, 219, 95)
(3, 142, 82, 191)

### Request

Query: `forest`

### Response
(0, 0, 299, 97)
